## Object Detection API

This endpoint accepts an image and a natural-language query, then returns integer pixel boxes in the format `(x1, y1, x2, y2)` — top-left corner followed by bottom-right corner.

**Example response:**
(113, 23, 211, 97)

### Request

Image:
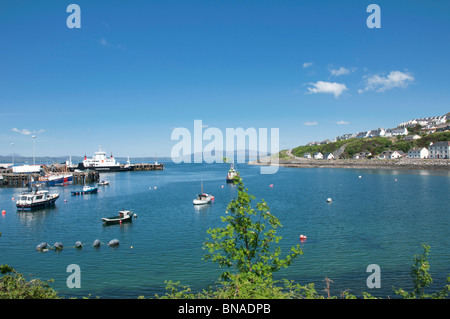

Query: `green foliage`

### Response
(343, 137, 393, 157)
(292, 139, 349, 158)
(416, 131, 450, 148)
(277, 150, 291, 160)
(0, 264, 60, 299)
(203, 175, 302, 282)
(291, 131, 450, 159)
(394, 244, 450, 299)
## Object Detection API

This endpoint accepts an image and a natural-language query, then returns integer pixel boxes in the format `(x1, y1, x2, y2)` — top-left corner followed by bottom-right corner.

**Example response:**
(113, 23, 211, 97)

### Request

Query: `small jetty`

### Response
(0, 170, 99, 188)
(132, 163, 164, 171)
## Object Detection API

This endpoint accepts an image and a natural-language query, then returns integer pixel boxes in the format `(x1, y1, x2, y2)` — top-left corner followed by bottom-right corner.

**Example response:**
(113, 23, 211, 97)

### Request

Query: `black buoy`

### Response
(36, 242, 48, 251)
(93, 239, 101, 247)
(54, 242, 63, 250)
(75, 241, 83, 249)
(107, 239, 119, 247)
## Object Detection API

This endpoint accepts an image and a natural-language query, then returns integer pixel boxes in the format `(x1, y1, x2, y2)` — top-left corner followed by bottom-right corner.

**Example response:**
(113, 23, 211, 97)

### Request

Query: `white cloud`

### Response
(303, 121, 318, 126)
(336, 121, 350, 125)
(100, 38, 108, 46)
(360, 70, 414, 93)
(12, 128, 45, 135)
(306, 81, 348, 98)
(330, 67, 351, 77)
(303, 62, 313, 68)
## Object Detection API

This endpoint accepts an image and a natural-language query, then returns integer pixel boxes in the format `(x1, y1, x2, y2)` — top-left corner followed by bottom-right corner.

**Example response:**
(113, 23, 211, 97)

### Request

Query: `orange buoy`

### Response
(269, 184, 273, 188)
(1, 210, 5, 215)
(299, 234, 307, 240)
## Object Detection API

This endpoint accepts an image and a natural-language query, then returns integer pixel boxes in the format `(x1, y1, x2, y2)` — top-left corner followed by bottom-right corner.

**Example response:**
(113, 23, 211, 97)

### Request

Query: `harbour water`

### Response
(0, 162, 449, 298)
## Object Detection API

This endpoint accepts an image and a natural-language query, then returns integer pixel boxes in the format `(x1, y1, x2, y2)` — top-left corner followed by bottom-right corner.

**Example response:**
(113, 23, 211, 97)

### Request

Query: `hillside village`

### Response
(292, 113, 450, 160)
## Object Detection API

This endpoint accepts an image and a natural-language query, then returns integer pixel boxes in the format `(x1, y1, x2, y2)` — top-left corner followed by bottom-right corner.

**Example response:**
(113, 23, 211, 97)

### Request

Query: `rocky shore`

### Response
(248, 157, 450, 171)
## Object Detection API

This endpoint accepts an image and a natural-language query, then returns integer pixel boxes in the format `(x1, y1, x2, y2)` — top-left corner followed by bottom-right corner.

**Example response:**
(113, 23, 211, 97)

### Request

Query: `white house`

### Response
(303, 153, 312, 159)
(353, 152, 372, 159)
(355, 131, 369, 139)
(404, 134, 421, 141)
(323, 153, 334, 160)
(385, 127, 408, 137)
(368, 128, 386, 137)
(379, 150, 404, 159)
(429, 141, 450, 159)
(408, 147, 429, 159)
(313, 152, 323, 159)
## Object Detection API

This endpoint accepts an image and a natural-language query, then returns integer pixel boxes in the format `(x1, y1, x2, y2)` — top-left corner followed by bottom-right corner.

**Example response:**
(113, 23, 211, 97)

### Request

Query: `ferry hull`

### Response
(70, 164, 134, 172)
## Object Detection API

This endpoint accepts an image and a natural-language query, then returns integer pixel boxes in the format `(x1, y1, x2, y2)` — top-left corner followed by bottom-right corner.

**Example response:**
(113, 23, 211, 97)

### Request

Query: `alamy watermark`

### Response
(66, 264, 81, 288)
(366, 264, 381, 289)
(171, 120, 279, 174)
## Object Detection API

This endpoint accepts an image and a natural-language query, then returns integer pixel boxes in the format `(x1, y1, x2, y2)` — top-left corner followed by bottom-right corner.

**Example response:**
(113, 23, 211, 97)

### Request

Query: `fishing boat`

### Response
(71, 185, 98, 195)
(16, 188, 59, 210)
(193, 179, 214, 205)
(226, 165, 238, 183)
(40, 173, 73, 186)
(102, 210, 134, 225)
(98, 180, 110, 186)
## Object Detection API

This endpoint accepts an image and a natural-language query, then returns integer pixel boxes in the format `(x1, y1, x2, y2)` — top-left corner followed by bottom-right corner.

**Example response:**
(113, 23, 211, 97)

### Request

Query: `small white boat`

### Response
(102, 210, 134, 224)
(193, 193, 213, 205)
(98, 180, 110, 186)
(193, 178, 214, 205)
(71, 185, 98, 195)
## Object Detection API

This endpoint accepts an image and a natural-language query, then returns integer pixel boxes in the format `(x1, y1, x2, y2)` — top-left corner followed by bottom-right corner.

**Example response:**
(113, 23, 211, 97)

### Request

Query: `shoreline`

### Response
(248, 158, 450, 171)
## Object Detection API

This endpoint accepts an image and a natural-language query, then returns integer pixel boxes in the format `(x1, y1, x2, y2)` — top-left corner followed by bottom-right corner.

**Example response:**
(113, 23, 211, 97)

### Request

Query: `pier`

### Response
(0, 170, 99, 188)
(132, 163, 165, 171)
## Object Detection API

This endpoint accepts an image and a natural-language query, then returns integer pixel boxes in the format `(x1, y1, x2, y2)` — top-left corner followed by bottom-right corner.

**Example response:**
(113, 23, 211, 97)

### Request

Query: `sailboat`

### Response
(193, 178, 214, 205)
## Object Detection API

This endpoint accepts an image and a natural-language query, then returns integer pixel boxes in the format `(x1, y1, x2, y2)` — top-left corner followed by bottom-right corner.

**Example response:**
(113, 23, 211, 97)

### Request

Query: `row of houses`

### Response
(304, 141, 450, 160)
(397, 114, 448, 128)
(332, 113, 449, 143)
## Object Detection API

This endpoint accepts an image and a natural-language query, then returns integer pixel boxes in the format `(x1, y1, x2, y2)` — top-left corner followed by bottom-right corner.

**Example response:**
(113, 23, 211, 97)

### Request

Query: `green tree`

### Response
(0, 264, 60, 299)
(202, 175, 302, 297)
(394, 244, 450, 299)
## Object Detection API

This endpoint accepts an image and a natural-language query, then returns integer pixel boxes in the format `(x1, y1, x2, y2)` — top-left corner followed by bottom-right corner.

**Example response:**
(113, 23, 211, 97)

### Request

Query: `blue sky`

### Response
(1, 0, 449, 157)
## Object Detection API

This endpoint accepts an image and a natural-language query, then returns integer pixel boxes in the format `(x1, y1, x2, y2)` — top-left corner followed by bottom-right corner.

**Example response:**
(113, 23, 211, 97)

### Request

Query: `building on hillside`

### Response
(323, 153, 334, 160)
(368, 128, 386, 137)
(303, 153, 312, 159)
(337, 133, 355, 141)
(408, 147, 429, 159)
(436, 123, 450, 132)
(428, 141, 450, 159)
(378, 150, 404, 159)
(398, 115, 447, 128)
(355, 131, 369, 139)
(404, 134, 421, 141)
(353, 152, 372, 159)
(313, 152, 323, 159)
(385, 127, 408, 137)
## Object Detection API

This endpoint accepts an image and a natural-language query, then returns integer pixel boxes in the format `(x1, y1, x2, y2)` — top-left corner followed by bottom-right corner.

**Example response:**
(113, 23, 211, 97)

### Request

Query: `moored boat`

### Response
(226, 165, 238, 183)
(16, 188, 59, 211)
(193, 178, 214, 205)
(98, 180, 110, 186)
(40, 173, 73, 186)
(71, 185, 98, 195)
(102, 210, 134, 225)
(193, 193, 213, 205)
(71, 146, 134, 172)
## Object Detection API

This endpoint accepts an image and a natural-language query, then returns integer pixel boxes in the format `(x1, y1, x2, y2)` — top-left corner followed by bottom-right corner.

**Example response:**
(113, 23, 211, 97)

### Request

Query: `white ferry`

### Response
(72, 146, 133, 172)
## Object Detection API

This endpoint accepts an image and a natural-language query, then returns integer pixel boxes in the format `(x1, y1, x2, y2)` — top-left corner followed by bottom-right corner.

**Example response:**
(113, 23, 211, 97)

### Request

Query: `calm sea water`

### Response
(1, 162, 449, 298)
